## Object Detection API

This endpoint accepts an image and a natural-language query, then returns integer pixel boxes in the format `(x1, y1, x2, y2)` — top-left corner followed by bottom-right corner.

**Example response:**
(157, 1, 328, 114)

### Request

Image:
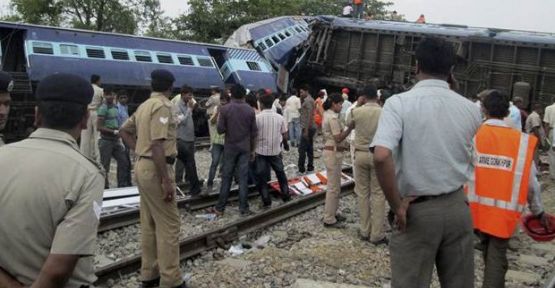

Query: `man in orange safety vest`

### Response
(468, 90, 549, 287)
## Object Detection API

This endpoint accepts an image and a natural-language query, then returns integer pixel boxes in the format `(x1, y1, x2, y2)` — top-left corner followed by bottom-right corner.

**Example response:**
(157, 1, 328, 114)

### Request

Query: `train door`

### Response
(207, 48, 230, 82)
(0, 28, 27, 72)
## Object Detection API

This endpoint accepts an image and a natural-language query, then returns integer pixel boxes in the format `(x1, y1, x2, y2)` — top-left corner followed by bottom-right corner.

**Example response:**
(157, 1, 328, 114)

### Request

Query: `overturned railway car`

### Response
(0, 21, 280, 141)
(298, 16, 555, 105)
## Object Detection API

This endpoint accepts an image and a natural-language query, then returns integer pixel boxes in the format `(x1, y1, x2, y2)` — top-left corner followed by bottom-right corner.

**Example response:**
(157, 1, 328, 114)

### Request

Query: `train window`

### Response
(197, 58, 214, 67)
(134, 51, 152, 62)
(284, 31, 291, 37)
(246, 61, 261, 71)
(272, 35, 280, 44)
(265, 39, 274, 48)
(59, 44, 80, 56)
(294, 27, 302, 33)
(86, 47, 105, 58)
(278, 33, 286, 40)
(177, 55, 194, 66)
(111, 49, 129, 60)
(258, 42, 267, 51)
(157, 53, 174, 64)
(32, 42, 54, 55)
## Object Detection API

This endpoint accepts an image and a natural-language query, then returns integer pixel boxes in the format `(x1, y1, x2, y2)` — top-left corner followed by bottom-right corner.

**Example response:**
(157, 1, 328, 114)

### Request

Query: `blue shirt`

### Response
(116, 103, 129, 128)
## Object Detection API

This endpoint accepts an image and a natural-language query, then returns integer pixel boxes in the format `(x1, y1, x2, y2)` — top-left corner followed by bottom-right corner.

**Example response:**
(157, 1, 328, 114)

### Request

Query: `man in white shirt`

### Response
(544, 98, 555, 179)
(285, 90, 302, 147)
(342, 4, 353, 17)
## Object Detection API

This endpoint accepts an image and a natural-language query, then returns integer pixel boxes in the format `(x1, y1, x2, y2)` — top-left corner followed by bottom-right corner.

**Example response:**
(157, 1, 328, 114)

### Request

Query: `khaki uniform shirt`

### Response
(122, 92, 177, 157)
(88, 83, 104, 110)
(347, 102, 382, 151)
(0, 128, 104, 287)
(322, 110, 347, 148)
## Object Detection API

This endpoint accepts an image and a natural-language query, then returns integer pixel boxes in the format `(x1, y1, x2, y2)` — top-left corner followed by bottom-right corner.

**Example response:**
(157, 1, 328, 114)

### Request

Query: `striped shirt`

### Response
(255, 109, 288, 156)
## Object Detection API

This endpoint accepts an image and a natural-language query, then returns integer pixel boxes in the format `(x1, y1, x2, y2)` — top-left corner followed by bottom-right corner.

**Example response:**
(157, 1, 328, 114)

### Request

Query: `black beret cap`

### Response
(0, 71, 13, 93)
(151, 69, 175, 83)
(36, 73, 94, 105)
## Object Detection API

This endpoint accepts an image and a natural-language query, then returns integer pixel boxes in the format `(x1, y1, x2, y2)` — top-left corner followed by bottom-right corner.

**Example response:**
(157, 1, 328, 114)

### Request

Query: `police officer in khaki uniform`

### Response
(0, 73, 104, 287)
(322, 93, 353, 228)
(346, 85, 387, 245)
(120, 69, 185, 288)
(80, 74, 103, 162)
(0, 71, 13, 146)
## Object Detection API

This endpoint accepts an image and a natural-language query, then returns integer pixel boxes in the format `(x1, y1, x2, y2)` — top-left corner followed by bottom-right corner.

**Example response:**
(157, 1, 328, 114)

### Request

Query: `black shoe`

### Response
(240, 209, 254, 217)
(370, 237, 389, 246)
(172, 282, 189, 288)
(140, 277, 160, 288)
(323, 222, 346, 229)
(335, 214, 347, 222)
(307, 168, 314, 173)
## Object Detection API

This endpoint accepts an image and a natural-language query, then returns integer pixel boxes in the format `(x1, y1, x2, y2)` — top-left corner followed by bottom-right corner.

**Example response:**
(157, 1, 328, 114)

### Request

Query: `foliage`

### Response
(2, 0, 163, 34)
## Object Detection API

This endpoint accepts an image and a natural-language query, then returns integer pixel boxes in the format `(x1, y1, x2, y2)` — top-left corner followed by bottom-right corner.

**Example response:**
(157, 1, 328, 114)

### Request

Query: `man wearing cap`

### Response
(0, 73, 104, 287)
(120, 69, 186, 288)
(80, 74, 103, 162)
(0, 71, 13, 147)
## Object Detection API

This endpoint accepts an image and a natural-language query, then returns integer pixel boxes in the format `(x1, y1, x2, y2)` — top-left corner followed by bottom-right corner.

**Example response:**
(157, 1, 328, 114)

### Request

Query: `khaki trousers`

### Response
(354, 151, 386, 241)
(80, 111, 100, 163)
(135, 158, 182, 288)
(323, 150, 343, 224)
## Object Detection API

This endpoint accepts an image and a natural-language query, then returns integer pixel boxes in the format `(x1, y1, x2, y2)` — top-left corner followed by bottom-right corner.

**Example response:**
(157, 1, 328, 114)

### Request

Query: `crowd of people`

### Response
(0, 36, 553, 288)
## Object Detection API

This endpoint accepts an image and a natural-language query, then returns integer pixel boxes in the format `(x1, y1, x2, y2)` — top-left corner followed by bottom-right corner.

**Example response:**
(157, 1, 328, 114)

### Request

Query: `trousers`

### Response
(216, 148, 250, 213)
(477, 231, 509, 288)
(176, 140, 201, 194)
(390, 188, 474, 288)
(80, 111, 100, 163)
(98, 137, 131, 188)
(288, 118, 301, 146)
(354, 151, 386, 241)
(255, 154, 291, 206)
(207, 143, 224, 186)
(323, 150, 344, 224)
(135, 158, 182, 288)
(298, 127, 316, 172)
(353, 3, 364, 19)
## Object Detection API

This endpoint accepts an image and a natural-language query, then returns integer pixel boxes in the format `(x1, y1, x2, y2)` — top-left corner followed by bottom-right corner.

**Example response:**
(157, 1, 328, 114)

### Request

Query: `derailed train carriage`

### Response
(290, 16, 555, 106)
(0, 17, 310, 141)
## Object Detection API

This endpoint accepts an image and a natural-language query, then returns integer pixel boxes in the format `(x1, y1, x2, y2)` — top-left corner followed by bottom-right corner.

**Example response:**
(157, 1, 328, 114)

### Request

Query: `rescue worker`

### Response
(353, 0, 364, 19)
(80, 74, 103, 162)
(372, 38, 482, 287)
(0, 73, 104, 287)
(0, 71, 13, 146)
(322, 93, 353, 228)
(120, 69, 186, 288)
(346, 85, 387, 244)
(469, 90, 549, 288)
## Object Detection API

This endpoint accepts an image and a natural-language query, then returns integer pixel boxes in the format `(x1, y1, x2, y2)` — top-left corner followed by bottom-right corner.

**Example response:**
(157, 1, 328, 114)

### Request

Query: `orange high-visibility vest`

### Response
(353, 0, 363, 4)
(467, 123, 537, 239)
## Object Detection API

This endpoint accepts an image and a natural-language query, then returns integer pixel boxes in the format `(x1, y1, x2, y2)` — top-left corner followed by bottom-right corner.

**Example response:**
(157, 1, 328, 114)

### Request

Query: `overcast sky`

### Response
(1, 0, 555, 33)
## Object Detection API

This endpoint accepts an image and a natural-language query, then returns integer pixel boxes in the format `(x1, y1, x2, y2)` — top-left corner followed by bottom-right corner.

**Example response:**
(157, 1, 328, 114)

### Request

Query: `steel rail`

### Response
(94, 180, 355, 284)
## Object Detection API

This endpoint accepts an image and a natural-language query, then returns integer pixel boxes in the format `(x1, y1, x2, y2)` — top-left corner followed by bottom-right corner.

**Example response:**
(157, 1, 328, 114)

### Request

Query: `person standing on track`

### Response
(372, 38, 482, 288)
(0, 71, 13, 147)
(80, 74, 103, 162)
(0, 73, 104, 288)
(298, 84, 316, 174)
(97, 88, 130, 188)
(206, 92, 230, 194)
(468, 90, 548, 288)
(120, 69, 186, 288)
(346, 85, 387, 245)
(322, 93, 353, 228)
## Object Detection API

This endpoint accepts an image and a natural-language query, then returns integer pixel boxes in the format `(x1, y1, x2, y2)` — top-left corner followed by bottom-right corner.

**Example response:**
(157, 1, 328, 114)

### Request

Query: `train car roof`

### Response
(225, 16, 308, 48)
(315, 16, 555, 46)
(0, 20, 257, 53)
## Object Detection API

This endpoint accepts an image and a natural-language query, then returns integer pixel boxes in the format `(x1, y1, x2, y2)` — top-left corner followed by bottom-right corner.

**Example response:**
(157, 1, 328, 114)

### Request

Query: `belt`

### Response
(411, 186, 462, 204)
(323, 146, 347, 152)
(139, 156, 176, 165)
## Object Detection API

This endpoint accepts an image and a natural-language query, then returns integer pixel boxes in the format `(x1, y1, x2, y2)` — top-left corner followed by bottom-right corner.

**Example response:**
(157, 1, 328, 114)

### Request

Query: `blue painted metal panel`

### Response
(250, 17, 303, 39)
(227, 71, 277, 91)
(27, 55, 224, 89)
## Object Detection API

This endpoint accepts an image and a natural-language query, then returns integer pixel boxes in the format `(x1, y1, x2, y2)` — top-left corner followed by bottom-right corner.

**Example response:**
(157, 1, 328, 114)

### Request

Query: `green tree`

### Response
(3, 0, 163, 34)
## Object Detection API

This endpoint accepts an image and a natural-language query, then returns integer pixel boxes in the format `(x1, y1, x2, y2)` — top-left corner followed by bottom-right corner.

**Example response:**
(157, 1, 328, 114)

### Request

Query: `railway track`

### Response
(95, 177, 355, 284)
